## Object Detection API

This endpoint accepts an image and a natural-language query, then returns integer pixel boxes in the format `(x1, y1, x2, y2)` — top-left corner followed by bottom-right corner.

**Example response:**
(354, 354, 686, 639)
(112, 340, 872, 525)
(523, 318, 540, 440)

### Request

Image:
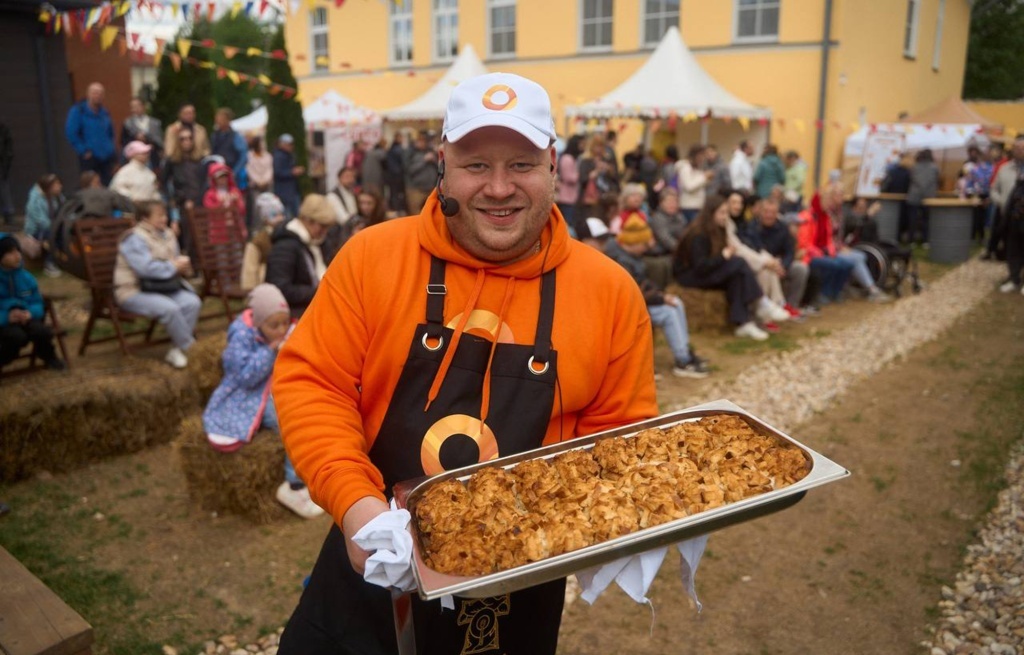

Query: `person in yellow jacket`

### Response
(272, 72, 657, 655)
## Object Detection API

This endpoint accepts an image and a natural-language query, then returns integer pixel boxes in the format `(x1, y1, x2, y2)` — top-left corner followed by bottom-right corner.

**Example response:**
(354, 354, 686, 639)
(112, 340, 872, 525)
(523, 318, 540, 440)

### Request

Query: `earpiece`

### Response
(436, 161, 460, 217)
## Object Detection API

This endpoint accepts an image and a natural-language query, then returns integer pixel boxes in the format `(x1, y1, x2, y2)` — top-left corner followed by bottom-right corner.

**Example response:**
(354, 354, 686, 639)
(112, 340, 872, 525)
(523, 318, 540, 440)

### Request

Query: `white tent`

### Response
(565, 27, 770, 121)
(843, 123, 990, 159)
(230, 90, 379, 133)
(381, 44, 488, 121)
(230, 106, 268, 133)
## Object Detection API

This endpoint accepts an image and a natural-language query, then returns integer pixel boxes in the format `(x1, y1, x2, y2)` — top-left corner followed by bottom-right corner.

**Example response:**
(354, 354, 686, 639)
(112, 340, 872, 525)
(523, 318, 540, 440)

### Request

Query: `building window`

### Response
(642, 0, 679, 47)
(580, 0, 613, 51)
(310, 7, 329, 72)
(734, 0, 779, 43)
(488, 0, 516, 58)
(903, 0, 920, 58)
(390, 1, 414, 66)
(433, 0, 459, 62)
(932, 0, 945, 70)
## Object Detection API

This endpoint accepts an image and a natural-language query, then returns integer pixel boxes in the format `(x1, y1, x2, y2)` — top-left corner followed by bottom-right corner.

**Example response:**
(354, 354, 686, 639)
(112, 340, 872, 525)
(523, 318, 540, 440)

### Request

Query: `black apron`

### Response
(280, 256, 566, 655)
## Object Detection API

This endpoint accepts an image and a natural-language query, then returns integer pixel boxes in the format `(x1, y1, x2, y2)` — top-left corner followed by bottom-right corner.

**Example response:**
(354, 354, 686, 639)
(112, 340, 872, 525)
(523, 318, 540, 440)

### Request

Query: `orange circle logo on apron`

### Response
(481, 85, 518, 111)
(421, 414, 499, 475)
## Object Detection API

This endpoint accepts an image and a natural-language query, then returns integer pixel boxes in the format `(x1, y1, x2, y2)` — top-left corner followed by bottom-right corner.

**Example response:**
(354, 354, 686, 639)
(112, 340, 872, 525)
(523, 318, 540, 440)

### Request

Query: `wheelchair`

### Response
(852, 240, 923, 298)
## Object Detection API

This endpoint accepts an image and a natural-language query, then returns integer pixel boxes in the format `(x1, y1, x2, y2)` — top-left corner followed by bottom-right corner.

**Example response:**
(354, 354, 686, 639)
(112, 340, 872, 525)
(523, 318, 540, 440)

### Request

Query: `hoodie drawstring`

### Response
(478, 277, 515, 427)
(424, 269, 486, 412)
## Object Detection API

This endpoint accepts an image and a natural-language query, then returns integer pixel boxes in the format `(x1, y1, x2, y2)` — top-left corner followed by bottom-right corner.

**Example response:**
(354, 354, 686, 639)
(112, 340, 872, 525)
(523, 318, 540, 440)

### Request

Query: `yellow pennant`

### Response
(55, 14, 62, 33)
(39, 10, 51, 22)
(117, 0, 131, 16)
(171, 4, 179, 17)
(295, 91, 303, 103)
(1006, 127, 1018, 139)
(794, 119, 806, 134)
(315, 55, 329, 68)
(683, 112, 698, 123)
(850, 122, 861, 133)
(227, 70, 240, 85)
(231, 1, 241, 17)
(154, 43, 164, 66)
(178, 38, 192, 58)
(738, 116, 750, 132)
(306, 0, 315, 8)
(247, 47, 263, 57)
(258, 73, 272, 85)
(199, 60, 215, 69)
(100, 25, 119, 51)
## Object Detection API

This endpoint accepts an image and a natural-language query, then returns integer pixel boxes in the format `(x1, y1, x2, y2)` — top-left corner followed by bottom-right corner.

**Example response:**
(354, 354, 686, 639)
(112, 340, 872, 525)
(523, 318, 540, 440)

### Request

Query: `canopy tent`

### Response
(230, 90, 379, 134)
(230, 106, 268, 133)
(380, 44, 488, 122)
(906, 95, 1003, 135)
(565, 27, 771, 121)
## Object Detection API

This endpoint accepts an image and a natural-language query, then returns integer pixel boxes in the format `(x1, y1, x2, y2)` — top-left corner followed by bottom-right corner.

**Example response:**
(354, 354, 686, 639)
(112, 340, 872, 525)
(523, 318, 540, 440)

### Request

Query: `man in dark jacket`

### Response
(403, 130, 437, 215)
(210, 108, 248, 185)
(65, 83, 116, 185)
(265, 194, 338, 318)
(756, 198, 813, 312)
(273, 134, 304, 218)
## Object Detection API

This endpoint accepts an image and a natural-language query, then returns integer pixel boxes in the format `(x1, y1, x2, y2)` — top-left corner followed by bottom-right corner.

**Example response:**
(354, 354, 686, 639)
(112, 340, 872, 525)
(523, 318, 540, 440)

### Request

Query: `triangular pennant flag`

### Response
(776, 118, 786, 130)
(850, 122, 861, 133)
(231, 2, 241, 17)
(794, 119, 806, 134)
(199, 60, 215, 69)
(85, 7, 100, 29)
(38, 9, 51, 23)
(170, 52, 181, 71)
(216, 66, 227, 79)
(683, 112, 698, 123)
(63, 13, 73, 36)
(100, 5, 113, 24)
(283, 88, 296, 99)
(294, 91, 302, 103)
(223, 46, 239, 59)
(757, 117, 769, 127)
(118, 0, 131, 16)
(171, 3, 179, 17)
(227, 70, 240, 85)
(153, 43, 164, 67)
(246, 47, 262, 56)
(100, 25, 119, 50)
(315, 56, 329, 67)
(335, 0, 344, 6)
(268, 85, 280, 96)
(259, 0, 268, 14)
(54, 14, 62, 33)
(738, 116, 750, 132)
(813, 119, 824, 131)
(244, 1, 254, 14)
(306, 0, 316, 8)
(294, 53, 307, 61)
(207, 2, 215, 20)
(178, 38, 191, 58)
(200, 38, 215, 47)
(181, 3, 189, 16)
(271, 49, 287, 60)
(129, 31, 141, 48)
(258, 73, 272, 85)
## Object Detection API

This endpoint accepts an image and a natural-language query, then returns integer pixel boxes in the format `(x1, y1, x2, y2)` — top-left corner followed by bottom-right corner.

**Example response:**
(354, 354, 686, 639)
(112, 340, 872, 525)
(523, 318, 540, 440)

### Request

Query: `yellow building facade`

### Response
(286, 0, 972, 191)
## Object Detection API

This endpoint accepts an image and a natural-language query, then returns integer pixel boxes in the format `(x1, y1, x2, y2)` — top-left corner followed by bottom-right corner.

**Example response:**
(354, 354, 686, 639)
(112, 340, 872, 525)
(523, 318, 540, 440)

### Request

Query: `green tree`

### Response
(265, 25, 310, 194)
(963, 0, 1024, 100)
(152, 20, 215, 131)
(209, 13, 271, 119)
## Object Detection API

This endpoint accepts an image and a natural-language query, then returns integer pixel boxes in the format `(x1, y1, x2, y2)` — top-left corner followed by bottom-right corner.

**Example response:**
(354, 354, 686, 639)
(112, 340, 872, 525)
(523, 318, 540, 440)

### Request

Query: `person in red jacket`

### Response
(202, 163, 246, 216)
(271, 72, 657, 655)
(796, 192, 855, 303)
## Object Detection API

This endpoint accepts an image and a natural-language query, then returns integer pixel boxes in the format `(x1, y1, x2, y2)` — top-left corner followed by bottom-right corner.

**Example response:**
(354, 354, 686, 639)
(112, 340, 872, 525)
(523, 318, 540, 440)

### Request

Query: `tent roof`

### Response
(565, 27, 770, 120)
(230, 90, 379, 133)
(843, 123, 990, 158)
(907, 95, 1002, 129)
(381, 44, 488, 121)
(231, 106, 268, 133)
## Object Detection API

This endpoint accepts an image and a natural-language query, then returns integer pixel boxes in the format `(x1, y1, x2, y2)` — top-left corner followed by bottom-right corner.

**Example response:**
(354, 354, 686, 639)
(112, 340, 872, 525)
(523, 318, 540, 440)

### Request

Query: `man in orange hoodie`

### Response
(272, 72, 658, 654)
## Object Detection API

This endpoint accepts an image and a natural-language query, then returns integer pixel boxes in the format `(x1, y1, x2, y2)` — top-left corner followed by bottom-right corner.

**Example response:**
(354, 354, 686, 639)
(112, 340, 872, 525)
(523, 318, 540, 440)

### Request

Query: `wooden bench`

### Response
(187, 207, 248, 321)
(0, 546, 94, 655)
(673, 285, 731, 333)
(0, 297, 71, 378)
(75, 218, 158, 356)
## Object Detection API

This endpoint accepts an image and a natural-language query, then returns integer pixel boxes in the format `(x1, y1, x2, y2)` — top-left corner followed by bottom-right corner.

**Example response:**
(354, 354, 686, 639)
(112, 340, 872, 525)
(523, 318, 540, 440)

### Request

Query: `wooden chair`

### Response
(187, 207, 248, 320)
(75, 218, 157, 356)
(0, 297, 72, 379)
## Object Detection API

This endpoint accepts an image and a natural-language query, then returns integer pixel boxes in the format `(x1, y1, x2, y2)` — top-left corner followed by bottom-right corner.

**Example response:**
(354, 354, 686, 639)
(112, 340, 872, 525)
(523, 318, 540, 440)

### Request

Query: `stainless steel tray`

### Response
(393, 399, 850, 601)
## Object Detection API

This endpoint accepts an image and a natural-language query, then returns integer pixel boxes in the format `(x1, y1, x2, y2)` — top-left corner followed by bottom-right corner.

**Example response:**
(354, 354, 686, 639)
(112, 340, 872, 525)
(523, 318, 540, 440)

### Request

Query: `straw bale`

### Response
(187, 332, 228, 405)
(673, 285, 731, 333)
(0, 361, 197, 483)
(174, 415, 287, 525)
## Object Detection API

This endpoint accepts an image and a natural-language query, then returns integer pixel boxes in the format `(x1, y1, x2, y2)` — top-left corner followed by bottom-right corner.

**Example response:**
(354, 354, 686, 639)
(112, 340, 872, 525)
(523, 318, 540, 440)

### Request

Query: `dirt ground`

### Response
(2, 264, 1023, 654)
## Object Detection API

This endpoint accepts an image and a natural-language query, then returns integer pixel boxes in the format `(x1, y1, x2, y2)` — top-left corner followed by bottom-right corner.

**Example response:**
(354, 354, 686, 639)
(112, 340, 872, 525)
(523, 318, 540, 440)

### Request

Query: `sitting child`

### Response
(606, 216, 709, 378)
(202, 283, 324, 519)
(0, 234, 65, 371)
(610, 182, 649, 234)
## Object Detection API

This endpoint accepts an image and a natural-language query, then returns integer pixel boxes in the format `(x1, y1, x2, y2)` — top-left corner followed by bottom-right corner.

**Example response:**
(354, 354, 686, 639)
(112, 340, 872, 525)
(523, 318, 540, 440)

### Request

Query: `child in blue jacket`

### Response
(202, 283, 323, 519)
(0, 235, 65, 371)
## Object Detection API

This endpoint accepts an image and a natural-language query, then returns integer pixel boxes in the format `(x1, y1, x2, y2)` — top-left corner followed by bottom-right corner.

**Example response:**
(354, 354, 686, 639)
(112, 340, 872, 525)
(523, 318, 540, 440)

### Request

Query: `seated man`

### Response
(755, 198, 810, 317)
(649, 187, 688, 255)
(0, 234, 66, 371)
(606, 215, 709, 378)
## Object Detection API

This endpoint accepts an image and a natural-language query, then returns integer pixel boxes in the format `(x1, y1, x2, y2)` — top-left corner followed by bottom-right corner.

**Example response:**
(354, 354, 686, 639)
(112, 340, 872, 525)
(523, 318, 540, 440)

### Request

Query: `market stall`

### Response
(380, 44, 488, 127)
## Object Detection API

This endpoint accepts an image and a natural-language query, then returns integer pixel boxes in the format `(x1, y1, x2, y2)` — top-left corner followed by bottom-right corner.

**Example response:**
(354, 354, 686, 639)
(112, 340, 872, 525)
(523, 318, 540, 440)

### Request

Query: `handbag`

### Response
(140, 275, 185, 294)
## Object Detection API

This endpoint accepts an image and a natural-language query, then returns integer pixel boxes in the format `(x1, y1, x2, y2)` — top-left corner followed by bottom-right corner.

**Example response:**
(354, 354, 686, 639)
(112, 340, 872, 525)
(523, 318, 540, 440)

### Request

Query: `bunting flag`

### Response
(738, 116, 750, 132)
(153, 40, 165, 66)
(169, 51, 181, 71)
(227, 70, 240, 85)
(177, 38, 191, 58)
(231, 2, 241, 17)
(246, 46, 262, 56)
(100, 25, 119, 50)
(223, 46, 239, 59)
(794, 119, 806, 134)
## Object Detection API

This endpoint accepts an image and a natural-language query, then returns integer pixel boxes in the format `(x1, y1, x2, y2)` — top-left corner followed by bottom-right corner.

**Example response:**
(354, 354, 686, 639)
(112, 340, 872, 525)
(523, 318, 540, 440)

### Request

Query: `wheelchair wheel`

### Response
(852, 243, 890, 290)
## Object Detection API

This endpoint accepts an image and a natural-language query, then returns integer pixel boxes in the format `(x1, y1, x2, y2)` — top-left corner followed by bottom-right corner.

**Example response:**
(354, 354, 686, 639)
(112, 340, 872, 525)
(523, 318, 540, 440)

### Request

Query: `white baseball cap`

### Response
(585, 217, 611, 239)
(442, 72, 557, 149)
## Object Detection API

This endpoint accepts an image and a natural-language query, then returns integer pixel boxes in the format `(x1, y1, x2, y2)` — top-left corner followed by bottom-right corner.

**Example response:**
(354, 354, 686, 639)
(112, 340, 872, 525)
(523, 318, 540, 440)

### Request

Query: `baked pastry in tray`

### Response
(413, 413, 810, 576)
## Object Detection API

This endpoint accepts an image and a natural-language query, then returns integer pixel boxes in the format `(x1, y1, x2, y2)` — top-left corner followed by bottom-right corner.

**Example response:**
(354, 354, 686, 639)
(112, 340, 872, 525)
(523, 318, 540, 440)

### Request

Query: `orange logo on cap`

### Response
(481, 84, 518, 111)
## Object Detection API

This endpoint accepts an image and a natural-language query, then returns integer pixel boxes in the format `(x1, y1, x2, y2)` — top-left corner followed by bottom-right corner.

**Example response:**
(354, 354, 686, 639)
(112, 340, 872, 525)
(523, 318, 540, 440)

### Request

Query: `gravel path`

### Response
(186, 260, 1015, 655)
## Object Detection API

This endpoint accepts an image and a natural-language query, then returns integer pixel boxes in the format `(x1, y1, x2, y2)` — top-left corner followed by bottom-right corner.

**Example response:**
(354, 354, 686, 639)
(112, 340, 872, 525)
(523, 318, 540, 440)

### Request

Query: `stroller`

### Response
(845, 208, 922, 297)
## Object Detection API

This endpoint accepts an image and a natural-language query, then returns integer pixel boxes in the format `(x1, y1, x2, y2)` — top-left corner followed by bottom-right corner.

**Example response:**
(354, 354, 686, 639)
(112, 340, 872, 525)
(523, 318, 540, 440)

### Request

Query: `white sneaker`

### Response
(756, 302, 790, 323)
(999, 281, 1018, 293)
(276, 482, 325, 519)
(735, 321, 769, 341)
(868, 288, 893, 303)
(164, 347, 188, 368)
(43, 262, 62, 278)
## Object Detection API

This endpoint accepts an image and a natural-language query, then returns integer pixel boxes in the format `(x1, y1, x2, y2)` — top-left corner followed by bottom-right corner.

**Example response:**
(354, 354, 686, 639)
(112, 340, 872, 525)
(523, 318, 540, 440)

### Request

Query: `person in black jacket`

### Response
(756, 198, 815, 312)
(673, 194, 769, 341)
(881, 152, 913, 243)
(265, 194, 339, 318)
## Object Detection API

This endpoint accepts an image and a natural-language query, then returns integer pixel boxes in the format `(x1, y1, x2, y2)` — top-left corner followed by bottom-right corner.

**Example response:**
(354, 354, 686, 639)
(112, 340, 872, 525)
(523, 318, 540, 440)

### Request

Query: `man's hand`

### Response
(342, 496, 391, 575)
(664, 294, 681, 307)
(174, 255, 191, 275)
(8, 309, 30, 324)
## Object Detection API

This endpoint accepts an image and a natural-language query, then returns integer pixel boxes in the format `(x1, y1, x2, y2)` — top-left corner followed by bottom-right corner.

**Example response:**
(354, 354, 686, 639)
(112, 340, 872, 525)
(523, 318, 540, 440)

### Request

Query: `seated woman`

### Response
(241, 193, 286, 291)
(649, 187, 687, 256)
(113, 200, 202, 368)
(110, 141, 162, 205)
(673, 195, 777, 341)
(796, 193, 856, 305)
(202, 283, 324, 519)
(725, 190, 792, 326)
(265, 194, 338, 319)
(25, 173, 66, 277)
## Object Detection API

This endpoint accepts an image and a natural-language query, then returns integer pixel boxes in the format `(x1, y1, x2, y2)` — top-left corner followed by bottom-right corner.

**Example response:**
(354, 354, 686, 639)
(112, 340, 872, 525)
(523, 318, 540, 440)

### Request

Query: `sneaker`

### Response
(999, 280, 1018, 293)
(800, 305, 821, 317)
(734, 321, 769, 341)
(756, 302, 791, 323)
(43, 262, 62, 278)
(164, 347, 188, 369)
(276, 482, 325, 519)
(44, 357, 66, 371)
(867, 288, 893, 303)
(688, 346, 709, 367)
(761, 321, 780, 333)
(783, 303, 803, 318)
(672, 358, 710, 379)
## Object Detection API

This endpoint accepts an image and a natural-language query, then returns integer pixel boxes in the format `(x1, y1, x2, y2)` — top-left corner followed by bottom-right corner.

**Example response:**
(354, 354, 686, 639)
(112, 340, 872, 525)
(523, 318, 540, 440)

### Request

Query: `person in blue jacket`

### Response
(272, 134, 303, 218)
(65, 83, 117, 185)
(0, 235, 65, 371)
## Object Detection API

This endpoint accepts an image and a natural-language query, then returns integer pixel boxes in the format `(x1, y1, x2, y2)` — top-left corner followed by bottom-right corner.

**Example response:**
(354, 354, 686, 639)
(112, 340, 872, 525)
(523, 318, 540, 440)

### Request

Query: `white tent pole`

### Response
(700, 121, 709, 145)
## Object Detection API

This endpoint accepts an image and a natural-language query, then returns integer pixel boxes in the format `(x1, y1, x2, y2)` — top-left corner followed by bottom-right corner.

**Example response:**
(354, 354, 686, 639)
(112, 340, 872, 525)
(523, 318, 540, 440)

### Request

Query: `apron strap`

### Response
(425, 256, 447, 340)
(531, 268, 556, 367)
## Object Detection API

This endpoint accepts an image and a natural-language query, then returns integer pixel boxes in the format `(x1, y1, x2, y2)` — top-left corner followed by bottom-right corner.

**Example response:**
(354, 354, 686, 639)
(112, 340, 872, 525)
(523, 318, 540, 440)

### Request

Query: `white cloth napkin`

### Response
(575, 535, 708, 610)
(352, 506, 418, 593)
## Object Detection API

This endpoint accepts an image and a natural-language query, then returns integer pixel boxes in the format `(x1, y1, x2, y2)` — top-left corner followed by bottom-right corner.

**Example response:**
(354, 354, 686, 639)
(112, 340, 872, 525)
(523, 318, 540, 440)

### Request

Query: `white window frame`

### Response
(389, 1, 414, 67)
(932, 0, 945, 70)
(433, 0, 459, 63)
(733, 0, 780, 44)
(579, 0, 614, 52)
(903, 0, 921, 59)
(641, 0, 679, 48)
(487, 0, 516, 59)
(309, 7, 329, 73)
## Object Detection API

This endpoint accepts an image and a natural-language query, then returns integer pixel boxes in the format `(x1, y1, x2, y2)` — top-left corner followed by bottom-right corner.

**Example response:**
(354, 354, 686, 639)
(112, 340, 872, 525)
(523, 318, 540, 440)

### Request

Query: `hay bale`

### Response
(187, 332, 228, 406)
(673, 285, 731, 333)
(174, 415, 287, 524)
(0, 361, 198, 483)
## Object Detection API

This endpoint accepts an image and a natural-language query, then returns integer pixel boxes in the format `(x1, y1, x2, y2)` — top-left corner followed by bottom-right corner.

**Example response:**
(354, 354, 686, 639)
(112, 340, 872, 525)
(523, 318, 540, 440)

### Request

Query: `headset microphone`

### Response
(436, 161, 460, 217)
